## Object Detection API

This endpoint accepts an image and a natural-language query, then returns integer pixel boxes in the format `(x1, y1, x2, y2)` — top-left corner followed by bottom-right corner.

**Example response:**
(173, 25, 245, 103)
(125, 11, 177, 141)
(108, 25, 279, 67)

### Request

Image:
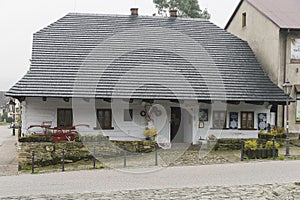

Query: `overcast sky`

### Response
(0, 0, 240, 91)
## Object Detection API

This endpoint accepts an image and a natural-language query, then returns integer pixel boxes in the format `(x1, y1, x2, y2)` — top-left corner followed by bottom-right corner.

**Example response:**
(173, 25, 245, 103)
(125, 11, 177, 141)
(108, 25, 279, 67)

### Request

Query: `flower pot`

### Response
(262, 149, 268, 158)
(245, 150, 256, 159)
(256, 149, 263, 159)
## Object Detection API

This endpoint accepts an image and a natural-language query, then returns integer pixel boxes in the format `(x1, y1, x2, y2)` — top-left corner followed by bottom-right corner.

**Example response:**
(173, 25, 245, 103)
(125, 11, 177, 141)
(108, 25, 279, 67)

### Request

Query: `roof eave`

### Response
(224, 0, 244, 30)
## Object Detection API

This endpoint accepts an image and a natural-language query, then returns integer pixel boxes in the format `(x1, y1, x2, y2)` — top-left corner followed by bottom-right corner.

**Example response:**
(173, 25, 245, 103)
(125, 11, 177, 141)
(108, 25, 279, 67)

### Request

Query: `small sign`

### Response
(229, 112, 238, 129)
(291, 38, 300, 63)
(258, 113, 267, 130)
(199, 109, 208, 121)
(199, 121, 204, 128)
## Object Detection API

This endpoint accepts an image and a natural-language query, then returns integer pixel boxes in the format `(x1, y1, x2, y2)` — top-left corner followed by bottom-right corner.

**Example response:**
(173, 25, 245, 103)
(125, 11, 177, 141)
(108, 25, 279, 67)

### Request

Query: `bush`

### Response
(265, 141, 280, 149)
(6, 117, 13, 123)
(244, 140, 258, 150)
(143, 128, 158, 138)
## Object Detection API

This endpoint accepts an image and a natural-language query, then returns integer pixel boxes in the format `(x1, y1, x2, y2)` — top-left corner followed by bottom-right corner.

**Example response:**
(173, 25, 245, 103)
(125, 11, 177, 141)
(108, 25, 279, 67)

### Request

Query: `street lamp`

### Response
(282, 81, 293, 157)
(8, 99, 16, 136)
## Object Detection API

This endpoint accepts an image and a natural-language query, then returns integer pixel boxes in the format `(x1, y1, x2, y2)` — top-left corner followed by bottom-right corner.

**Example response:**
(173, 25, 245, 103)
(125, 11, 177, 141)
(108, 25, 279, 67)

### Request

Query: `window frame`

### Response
(96, 109, 113, 130)
(212, 111, 227, 129)
(57, 108, 73, 128)
(242, 12, 246, 27)
(296, 93, 300, 122)
(240, 111, 254, 130)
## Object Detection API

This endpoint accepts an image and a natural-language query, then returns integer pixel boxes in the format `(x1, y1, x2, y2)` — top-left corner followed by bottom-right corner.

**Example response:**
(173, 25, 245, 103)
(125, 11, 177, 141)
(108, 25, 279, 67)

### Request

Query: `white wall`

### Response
(195, 102, 271, 144)
(22, 98, 271, 144)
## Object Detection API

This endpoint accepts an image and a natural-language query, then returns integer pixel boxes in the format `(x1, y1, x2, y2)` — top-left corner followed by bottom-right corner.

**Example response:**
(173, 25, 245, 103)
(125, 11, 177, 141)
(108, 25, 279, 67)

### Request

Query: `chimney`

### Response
(130, 8, 138, 16)
(169, 9, 177, 17)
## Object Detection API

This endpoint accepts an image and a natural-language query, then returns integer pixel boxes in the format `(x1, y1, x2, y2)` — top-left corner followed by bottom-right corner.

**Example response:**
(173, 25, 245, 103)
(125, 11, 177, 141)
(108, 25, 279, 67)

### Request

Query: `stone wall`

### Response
(18, 136, 156, 170)
(18, 141, 93, 170)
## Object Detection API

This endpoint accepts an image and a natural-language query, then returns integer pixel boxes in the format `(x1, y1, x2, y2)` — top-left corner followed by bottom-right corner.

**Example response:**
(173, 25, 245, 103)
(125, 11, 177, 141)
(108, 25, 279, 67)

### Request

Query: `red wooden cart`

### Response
(27, 122, 89, 142)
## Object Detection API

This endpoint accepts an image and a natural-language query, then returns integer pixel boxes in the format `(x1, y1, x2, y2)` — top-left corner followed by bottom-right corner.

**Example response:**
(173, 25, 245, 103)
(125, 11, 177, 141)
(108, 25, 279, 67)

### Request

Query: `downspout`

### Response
(282, 29, 289, 128)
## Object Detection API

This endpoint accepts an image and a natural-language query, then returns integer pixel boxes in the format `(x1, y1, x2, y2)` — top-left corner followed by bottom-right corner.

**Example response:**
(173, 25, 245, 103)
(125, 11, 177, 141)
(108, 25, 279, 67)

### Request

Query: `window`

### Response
(296, 93, 300, 122)
(124, 109, 133, 121)
(97, 109, 112, 129)
(242, 12, 246, 27)
(57, 109, 73, 128)
(213, 111, 227, 129)
(241, 112, 254, 129)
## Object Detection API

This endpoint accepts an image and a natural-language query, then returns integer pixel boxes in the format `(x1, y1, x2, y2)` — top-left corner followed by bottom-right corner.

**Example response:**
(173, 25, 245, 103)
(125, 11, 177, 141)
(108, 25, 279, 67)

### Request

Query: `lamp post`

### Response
(282, 81, 293, 157)
(8, 99, 16, 136)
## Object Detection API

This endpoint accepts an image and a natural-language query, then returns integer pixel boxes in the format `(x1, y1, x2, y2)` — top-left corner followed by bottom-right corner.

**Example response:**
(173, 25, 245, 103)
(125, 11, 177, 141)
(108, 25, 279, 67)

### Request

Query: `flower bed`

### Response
(243, 139, 279, 159)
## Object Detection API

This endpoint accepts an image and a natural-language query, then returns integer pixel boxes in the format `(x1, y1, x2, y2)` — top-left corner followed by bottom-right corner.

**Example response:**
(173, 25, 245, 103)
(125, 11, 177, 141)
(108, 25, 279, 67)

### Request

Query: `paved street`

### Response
(0, 160, 300, 198)
(0, 125, 18, 176)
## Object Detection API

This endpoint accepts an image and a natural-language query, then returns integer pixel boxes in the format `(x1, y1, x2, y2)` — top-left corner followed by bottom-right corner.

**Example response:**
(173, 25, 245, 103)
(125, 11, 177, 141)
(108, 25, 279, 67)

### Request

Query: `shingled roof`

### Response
(6, 13, 287, 102)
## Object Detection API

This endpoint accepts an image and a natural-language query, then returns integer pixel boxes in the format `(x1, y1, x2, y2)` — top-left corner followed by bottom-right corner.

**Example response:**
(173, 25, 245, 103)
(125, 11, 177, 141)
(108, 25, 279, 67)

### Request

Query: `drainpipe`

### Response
(282, 29, 289, 128)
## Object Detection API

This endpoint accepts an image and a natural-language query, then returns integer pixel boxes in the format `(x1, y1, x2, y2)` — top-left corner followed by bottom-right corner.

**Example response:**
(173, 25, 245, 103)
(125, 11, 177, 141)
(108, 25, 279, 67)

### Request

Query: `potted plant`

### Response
(244, 140, 258, 159)
(265, 140, 279, 157)
(143, 128, 158, 140)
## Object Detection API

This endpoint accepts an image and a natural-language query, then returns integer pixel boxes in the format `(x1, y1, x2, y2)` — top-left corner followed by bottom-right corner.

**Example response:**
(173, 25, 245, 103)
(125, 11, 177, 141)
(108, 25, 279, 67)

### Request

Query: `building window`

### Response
(241, 112, 254, 130)
(213, 111, 227, 129)
(57, 109, 73, 128)
(124, 109, 133, 121)
(296, 93, 300, 122)
(242, 12, 246, 27)
(97, 109, 112, 129)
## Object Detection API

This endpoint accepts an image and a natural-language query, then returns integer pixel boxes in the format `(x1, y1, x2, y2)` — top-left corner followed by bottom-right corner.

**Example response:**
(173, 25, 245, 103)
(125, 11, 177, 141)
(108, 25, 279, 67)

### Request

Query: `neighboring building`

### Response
(225, 0, 300, 133)
(0, 91, 9, 119)
(6, 10, 287, 144)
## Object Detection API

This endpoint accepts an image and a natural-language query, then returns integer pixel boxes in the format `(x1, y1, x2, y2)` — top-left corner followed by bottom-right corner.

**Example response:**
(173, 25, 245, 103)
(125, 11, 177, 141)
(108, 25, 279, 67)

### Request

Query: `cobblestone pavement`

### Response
(1, 183, 300, 199)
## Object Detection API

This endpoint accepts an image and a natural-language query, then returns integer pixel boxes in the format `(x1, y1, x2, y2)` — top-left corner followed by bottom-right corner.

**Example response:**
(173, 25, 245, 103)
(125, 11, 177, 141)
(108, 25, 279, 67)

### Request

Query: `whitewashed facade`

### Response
(22, 97, 271, 144)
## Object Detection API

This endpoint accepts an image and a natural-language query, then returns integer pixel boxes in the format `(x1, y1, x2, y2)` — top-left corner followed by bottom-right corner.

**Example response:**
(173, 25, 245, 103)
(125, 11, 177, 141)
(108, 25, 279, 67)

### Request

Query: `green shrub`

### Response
(244, 140, 258, 150)
(265, 141, 280, 149)
(143, 128, 158, 138)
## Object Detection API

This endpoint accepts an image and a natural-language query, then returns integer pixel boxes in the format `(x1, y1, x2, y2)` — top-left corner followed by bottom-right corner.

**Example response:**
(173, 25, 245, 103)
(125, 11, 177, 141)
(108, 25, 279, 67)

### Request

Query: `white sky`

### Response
(0, 0, 240, 91)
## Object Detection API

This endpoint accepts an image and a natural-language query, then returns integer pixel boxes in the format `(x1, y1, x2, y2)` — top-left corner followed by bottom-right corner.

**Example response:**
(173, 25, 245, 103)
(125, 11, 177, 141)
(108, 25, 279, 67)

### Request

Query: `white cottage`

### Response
(7, 10, 287, 144)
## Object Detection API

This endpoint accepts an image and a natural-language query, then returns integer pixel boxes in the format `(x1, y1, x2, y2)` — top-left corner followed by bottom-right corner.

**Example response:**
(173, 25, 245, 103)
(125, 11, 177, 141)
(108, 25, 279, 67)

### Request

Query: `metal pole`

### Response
(285, 96, 290, 157)
(272, 137, 275, 160)
(123, 145, 127, 167)
(31, 150, 35, 173)
(12, 101, 15, 136)
(241, 140, 244, 161)
(155, 143, 158, 166)
(62, 149, 65, 172)
(93, 146, 96, 169)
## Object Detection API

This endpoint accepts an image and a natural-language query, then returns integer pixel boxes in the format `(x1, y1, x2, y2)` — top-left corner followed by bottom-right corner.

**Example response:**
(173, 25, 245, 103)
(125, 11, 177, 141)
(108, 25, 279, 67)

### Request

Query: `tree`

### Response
(153, 0, 210, 19)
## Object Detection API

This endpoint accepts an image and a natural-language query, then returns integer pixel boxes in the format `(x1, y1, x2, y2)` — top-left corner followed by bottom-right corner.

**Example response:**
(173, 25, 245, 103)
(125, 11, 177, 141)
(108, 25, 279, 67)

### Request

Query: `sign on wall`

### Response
(291, 38, 300, 62)
(229, 112, 238, 129)
(258, 113, 267, 130)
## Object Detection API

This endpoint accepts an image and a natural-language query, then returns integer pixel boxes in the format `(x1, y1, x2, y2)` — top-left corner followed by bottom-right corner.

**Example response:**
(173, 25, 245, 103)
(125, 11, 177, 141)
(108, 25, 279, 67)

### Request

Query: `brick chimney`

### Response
(169, 10, 177, 17)
(130, 8, 138, 16)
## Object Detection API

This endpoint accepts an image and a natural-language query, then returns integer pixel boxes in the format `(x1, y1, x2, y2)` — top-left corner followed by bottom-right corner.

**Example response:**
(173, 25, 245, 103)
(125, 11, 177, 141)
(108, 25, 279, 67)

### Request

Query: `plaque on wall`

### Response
(229, 112, 238, 129)
(291, 38, 300, 63)
(258, 113, 267, 130)
(199, 109, 208, 121)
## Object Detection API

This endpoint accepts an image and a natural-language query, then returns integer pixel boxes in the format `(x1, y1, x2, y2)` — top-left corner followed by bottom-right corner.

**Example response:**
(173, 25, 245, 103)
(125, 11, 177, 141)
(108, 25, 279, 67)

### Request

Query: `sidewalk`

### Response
(0, 125, 18, 176)
(1, 160, 300, 197)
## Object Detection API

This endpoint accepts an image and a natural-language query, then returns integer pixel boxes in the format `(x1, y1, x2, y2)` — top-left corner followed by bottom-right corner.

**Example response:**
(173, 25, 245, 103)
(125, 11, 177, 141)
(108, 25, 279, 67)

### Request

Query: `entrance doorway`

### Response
(171, 107, 181, 141)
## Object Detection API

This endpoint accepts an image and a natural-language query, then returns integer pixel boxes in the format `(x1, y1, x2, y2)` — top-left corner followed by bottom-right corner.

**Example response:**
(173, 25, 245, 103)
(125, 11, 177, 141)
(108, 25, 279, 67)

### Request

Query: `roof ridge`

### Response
(66, 12, 209, 22)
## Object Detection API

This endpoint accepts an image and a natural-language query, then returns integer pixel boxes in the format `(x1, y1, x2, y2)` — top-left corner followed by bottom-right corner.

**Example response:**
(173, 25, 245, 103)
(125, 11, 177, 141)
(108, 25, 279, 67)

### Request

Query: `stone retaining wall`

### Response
(18, 141, 93, 170)
(18, 137, 156, 170)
